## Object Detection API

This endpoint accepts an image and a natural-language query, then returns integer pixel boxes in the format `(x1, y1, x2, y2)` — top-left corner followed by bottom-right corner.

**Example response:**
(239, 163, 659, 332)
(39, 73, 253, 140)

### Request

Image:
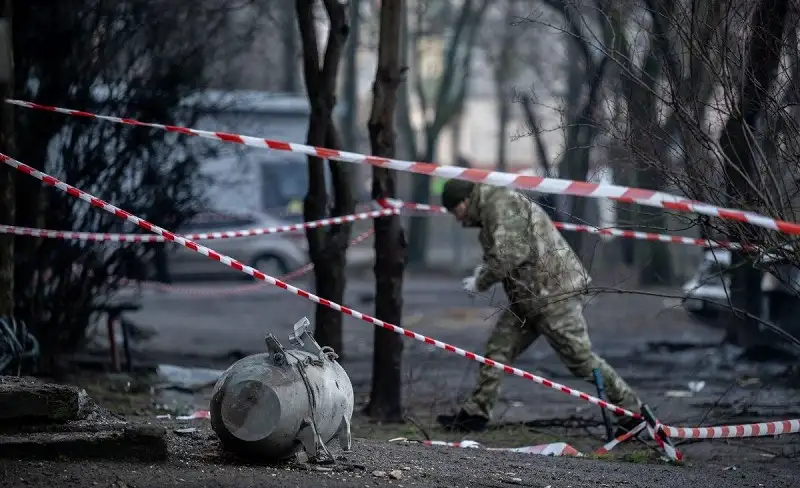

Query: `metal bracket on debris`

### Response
(288, 317, 326, 360)
(288, 317, 311, 346)
(264, 334, 287, 366)
(265, 317, 328, 366)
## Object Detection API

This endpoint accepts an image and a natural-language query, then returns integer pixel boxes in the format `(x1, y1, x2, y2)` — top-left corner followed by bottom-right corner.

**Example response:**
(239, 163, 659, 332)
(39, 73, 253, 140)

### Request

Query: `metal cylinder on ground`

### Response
(209, 317, 353, 461)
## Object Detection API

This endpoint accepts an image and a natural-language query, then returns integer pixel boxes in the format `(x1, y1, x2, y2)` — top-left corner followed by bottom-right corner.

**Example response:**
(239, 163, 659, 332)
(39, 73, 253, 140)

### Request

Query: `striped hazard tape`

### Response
(0, 152, 642, 420)
(0, 208, 396, 242)
(8, 98, 800, 236)
(4, 151, 800, 461)
(380, 198, 758, 251)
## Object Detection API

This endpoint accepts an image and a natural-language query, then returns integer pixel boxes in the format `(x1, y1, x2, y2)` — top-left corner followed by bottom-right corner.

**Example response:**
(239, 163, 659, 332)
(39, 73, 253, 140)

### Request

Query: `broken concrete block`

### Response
(0, 424, 168, 461)
(0, 377, 89, 425)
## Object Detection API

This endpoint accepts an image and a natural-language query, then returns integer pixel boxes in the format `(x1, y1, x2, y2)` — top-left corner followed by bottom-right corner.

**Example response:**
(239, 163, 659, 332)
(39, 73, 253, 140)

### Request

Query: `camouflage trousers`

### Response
(461, 296, 640, 420)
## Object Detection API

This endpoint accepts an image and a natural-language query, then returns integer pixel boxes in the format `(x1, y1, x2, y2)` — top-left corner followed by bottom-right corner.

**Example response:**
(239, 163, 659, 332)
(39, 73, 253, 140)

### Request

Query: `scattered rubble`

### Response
(0, 376, 90, 424)
(0, 376, 167, 461)
(0, 424, 167, 461)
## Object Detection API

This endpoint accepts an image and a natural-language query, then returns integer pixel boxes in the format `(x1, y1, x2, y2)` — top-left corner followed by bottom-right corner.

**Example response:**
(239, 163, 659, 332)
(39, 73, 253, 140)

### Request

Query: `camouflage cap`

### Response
(441, 179, 475, 211)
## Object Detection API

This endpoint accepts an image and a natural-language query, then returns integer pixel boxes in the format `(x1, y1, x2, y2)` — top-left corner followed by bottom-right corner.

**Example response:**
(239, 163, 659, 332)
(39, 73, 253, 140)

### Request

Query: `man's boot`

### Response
(436, 410, 488, 433)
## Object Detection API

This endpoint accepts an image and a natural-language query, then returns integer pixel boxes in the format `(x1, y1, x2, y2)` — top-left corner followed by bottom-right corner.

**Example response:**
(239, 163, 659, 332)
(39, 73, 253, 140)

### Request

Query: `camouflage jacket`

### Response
(464, 184, 591, 307)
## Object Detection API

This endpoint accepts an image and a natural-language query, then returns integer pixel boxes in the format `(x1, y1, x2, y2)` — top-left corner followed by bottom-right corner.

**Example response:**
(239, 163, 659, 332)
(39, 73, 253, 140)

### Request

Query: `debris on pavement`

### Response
(0, 376, 91, 423)
(688, 381, 706, 393)
(665, 380, 707, 398)
(665, 390, 693, 398)
(0, 424, 168, 461)
(175, 409, 210, 420)
(410, 439, 582, 457)
(156, 364, 224, 392)
(0, 377, 167, 461)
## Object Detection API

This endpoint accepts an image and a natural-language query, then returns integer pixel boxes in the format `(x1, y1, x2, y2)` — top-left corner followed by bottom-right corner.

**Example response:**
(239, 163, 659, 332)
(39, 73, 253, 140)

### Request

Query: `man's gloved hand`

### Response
(462, 263, 485, 294)
(462, 275, 477, 294)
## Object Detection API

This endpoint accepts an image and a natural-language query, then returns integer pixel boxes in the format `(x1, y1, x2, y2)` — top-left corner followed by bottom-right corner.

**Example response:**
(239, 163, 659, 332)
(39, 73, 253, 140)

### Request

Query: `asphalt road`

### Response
(103, 275, 799, 427)
(4, 434, 797, 488)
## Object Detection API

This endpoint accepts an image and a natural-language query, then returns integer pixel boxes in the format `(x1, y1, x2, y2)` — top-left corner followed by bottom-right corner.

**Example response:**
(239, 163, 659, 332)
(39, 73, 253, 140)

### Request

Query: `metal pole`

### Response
(593, 368, 614, 441)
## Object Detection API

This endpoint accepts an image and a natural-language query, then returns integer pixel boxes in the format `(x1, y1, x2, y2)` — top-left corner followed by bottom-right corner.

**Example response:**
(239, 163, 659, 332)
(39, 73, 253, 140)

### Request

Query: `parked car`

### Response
(681, 248, 800, 353)
(681, 249, 733, 322)
(164, 210, 309, 280)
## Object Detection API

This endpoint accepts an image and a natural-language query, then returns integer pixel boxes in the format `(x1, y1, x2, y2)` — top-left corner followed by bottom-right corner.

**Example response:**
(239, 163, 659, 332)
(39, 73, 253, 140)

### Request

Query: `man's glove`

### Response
(462, 275, 477, 294)
(462, 263, 485, 294)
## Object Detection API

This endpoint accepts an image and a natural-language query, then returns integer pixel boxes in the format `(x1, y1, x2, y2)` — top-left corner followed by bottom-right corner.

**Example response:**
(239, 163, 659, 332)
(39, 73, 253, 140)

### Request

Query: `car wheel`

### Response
(251, 254, 289, 279)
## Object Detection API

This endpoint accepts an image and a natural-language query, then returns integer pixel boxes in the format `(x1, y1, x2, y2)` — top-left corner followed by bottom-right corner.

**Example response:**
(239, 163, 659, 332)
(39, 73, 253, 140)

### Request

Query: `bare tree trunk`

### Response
(296, 0, 355, 358)
(519, 96, 551, 176)
(0, 1, 14, 319)
(495, 0, 517, 172)
(450, 114, 465, 268)
(365, 0, 407, 423)
(628, 46, 670, 285)
(282, 5, 300, 93)
(342, 0, 362, 152)
(407, 138, 436, 267)
(560, 48, 608, 259)
(719, 0, 789, 345)
(497, 101, 509, 171)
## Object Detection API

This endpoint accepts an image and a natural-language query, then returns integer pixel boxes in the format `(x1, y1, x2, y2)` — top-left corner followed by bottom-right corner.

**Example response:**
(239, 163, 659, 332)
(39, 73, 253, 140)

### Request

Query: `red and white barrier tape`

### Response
(6, 153, 800, 443)
(646, 417, 683, 462)
(0, 152, 641, 420)
(554, 222, 753, 251)
(1, 201, 754, 252)
(593, 421, 648, 455)
(0, 208, 396, 242)
(382, 198, 755, 251)
(132, 228, 377, 296)
(662, 419, 800, 439)
(9, 99, 800, 236)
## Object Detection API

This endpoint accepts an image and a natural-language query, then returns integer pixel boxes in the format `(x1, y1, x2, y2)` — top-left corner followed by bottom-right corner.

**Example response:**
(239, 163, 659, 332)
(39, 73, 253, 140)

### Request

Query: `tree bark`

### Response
(282, 5, 300, 94)
(628, 43, 671, 285)
(719, 0, 789, 345)
(0, 0, 14, 319)
(365, 0, 407, 423)
(296, 0, 355, 358)
(560, 51, 608, 260)
(342, 0, 362, 151)
(493, 0, 515, 172)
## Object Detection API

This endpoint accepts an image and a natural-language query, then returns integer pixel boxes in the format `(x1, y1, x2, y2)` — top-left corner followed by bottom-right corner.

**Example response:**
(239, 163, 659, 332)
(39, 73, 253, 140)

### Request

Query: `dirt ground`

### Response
(2, 415, 797, 488)
(3, 273, 800, 487)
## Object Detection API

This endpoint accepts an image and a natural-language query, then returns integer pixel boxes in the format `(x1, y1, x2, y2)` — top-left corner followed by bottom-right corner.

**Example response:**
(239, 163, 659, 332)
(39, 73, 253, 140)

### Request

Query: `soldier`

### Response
(436, 179, 641, 433)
